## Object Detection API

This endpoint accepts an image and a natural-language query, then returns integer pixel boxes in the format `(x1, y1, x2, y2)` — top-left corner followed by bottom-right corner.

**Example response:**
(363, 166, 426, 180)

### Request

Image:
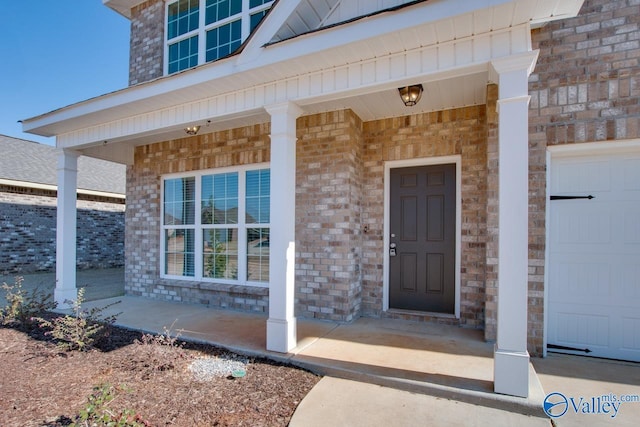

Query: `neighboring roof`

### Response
(0, 134, 125, 196)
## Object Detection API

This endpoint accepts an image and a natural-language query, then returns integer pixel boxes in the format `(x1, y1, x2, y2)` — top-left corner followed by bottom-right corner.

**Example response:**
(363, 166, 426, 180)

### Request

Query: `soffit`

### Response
(103, 0, 146, 18)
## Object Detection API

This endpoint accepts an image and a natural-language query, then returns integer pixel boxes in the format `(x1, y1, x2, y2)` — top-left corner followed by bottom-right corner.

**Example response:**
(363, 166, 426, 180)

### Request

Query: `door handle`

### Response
(389, 242, 397, 257)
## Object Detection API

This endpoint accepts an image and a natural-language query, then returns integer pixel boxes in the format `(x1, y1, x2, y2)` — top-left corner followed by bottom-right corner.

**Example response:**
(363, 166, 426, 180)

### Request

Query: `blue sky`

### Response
(0, 1, 130, 145)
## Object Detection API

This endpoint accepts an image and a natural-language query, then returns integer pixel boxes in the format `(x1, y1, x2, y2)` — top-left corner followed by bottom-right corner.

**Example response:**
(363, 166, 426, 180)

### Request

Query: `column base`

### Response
(54, 287, 78, 308)
(266, 317, 297, 353)
(494, 345, 530, 397)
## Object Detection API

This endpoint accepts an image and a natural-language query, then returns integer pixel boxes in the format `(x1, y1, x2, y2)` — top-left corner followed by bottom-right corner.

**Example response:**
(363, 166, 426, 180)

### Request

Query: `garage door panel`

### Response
(619, 265, 640, 299)
(549, 150, 640, 362)
(551, 256, 640, 306)
(622, 157, 640, 190)
(624, 208, 640, 243)
(552, 160, 611, 193)
(621, 317, 640, 352)
(551, 309, 609, 348)
(550, 307, 640, 360)
(551, 205, 611, 245)
(549, 260, 609, 300)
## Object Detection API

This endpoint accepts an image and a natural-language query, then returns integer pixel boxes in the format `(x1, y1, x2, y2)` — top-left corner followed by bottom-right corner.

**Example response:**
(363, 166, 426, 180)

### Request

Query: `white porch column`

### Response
(490, 51, 539, 398)
(55, 149, 80, 306)
(265, 101, 303, 353)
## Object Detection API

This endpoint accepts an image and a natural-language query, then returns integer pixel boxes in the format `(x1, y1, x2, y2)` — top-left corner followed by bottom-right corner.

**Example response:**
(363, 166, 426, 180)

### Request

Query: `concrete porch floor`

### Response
(71, 295, 549, 418)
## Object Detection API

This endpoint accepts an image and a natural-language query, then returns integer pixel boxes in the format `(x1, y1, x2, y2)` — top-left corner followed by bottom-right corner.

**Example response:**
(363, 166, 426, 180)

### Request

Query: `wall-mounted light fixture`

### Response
(398, 84, 424, 107)
(184, 126, 201, 135)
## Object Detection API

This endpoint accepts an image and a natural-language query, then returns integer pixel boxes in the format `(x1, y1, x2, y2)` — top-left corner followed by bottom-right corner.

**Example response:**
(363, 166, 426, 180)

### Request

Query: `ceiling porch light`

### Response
(184, 126, 201, 135)
(398, 84, 424, 107)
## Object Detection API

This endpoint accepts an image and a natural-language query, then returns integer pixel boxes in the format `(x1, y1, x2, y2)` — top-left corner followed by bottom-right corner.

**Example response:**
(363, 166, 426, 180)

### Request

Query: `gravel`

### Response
(188, 354, 250, 381)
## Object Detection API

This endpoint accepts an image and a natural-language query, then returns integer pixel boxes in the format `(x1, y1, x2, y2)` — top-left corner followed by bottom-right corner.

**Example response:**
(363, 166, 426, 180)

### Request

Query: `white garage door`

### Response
(548, 149, 640, 362)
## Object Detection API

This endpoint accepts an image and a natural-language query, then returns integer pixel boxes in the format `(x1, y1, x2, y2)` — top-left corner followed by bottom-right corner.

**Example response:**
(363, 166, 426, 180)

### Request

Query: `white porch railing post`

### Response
(490, 51, 539, 398)
(55, 149, 80, 307)
(265, 101, 303, 353)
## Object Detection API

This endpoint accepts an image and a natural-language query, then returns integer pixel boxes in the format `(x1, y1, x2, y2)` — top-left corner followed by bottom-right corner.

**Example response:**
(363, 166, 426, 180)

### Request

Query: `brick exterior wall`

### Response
(126, 125, 271, 310)
(361, 107, 489, 328)
(127, 108, 491, 327)
(296, 110, 364, 322)
(129, 0, 164, 86)
(526, 0, 640, 356)
(0, 188, 125, 275)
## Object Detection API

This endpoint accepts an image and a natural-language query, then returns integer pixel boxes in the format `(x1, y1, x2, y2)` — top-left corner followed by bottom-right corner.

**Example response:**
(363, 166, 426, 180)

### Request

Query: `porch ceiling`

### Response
(298, 72, 489, 123)
(82, 70, 488, 160)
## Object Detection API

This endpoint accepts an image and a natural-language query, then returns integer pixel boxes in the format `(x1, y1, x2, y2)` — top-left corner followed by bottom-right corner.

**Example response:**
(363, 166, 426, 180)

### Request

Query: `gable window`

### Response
(166, 0, 274, 75)
(162, 165, 270, 287)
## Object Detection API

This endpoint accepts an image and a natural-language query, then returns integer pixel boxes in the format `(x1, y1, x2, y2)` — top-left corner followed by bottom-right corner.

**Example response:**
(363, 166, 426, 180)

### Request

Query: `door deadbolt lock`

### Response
(389, 242, 397, 257)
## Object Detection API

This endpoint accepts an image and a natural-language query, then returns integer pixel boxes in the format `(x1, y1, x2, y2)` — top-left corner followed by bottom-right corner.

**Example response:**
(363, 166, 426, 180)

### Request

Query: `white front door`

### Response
(548, 148, 640, 362)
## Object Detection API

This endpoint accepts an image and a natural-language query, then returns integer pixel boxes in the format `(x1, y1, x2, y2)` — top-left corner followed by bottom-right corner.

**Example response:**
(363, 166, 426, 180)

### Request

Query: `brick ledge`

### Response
(160, 280, 270, 296)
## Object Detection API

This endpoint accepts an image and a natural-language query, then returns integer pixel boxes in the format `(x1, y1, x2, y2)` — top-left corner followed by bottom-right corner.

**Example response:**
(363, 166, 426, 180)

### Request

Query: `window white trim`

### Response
(164, 0, 274, 75)
(160, 162, 270, 287)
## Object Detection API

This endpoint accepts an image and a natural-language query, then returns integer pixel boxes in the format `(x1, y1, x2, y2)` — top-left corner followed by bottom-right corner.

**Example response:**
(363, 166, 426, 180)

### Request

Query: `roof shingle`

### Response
(0, 134, 125, 195)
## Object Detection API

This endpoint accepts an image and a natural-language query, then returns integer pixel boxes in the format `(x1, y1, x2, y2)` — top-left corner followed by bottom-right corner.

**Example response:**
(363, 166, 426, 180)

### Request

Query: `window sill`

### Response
(159, 277, 269, 296)
(198, 281, 269, 296)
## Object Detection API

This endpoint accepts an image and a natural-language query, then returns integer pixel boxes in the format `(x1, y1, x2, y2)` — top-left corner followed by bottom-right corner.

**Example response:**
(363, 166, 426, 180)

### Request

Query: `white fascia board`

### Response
(22, 57, 240, 137)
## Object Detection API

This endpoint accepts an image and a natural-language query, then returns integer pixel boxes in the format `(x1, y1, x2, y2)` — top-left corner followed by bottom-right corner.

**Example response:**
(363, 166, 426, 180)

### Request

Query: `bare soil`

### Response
(0, 317, 320, 426)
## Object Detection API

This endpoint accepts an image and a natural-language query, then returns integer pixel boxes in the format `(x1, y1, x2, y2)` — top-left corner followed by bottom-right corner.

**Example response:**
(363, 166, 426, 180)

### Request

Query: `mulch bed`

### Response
(0, 315, 320, 426)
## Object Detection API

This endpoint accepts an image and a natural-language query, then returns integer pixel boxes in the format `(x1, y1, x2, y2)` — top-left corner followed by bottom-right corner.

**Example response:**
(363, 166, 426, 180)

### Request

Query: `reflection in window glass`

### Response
(205, 20, 241, 62)
(162, 168, 270, 284)
(164, 177, 195, 225)
(168, 36, 199, 74)
(167, 0, 273, 73)
(249, 0, 271, 8)
(203, 229, 238, 279)
(205, 0, 242, 25)
(202, 172, 238, 224)
(249, 10, 268, 32)
(246, 169, 270, 223)
(165, 229, 195, 276)
(168, 0, 200, 39)
(247, 228, 269, 282)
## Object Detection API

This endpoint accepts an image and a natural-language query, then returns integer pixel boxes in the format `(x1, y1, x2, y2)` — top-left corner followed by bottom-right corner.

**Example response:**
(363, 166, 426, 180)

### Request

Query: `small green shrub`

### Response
(71, 383, 150, 427)
(34, 288, 120, 351)
(0, 276, 57, 327)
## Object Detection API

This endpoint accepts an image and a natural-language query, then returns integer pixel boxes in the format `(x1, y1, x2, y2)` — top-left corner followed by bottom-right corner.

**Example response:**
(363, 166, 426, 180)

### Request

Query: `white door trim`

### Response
(544, 138, 640, 358)
(383, 155, 462, 318)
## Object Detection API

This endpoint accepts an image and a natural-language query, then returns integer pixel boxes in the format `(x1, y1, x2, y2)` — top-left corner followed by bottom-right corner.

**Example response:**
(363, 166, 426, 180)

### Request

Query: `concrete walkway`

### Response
(533, 354, 640, 427)
(290, 377, 549, 427)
